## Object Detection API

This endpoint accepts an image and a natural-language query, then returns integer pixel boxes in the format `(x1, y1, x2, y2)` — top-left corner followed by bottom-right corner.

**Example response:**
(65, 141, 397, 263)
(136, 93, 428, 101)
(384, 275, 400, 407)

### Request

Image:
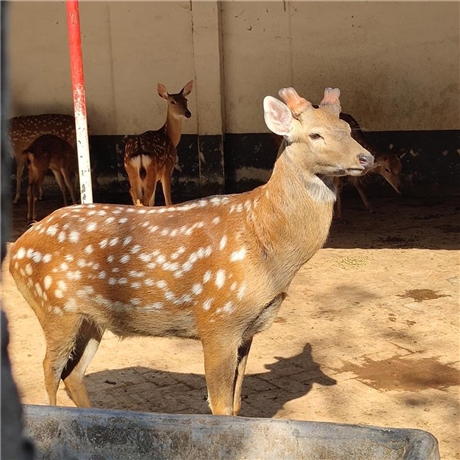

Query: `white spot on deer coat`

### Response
(219, 236, 227, 250)
(44, 275, 52, 290)
(32, 251, 42, 263)
(215, 270, 226, 289)
(230, 247, 247, 262)
(87, 222, 97, 232)
(58, 231, 66, 243)
(16, 247, 26, 259)
(192, 283, 203, 295)
(203, 298, 213, 311)
(46, 224, 58, 236)
(64, 298, 77, 312)
(85, 245, 94, 254)
(43, 253, 52, 263)
(120, 254, 130, 264)
(69, 231, 80, 243)
(25, 264, 33, 275)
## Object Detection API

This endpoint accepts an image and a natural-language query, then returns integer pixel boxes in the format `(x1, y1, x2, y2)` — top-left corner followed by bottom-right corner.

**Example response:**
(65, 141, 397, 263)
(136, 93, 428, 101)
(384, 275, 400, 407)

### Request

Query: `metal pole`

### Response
(66, 0, 93, 204)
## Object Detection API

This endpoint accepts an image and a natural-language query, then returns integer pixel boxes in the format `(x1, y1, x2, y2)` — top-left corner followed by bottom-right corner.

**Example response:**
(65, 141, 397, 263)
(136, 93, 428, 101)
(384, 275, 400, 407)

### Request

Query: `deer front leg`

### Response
(354, 179, 373, 212)
(202, 335, 240, 415)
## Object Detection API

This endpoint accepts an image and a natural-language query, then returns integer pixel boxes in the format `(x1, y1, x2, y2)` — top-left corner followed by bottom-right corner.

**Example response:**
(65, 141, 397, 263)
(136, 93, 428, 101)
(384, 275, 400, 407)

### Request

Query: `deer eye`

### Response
(309, 133, 323, 140)
(385, 167, 391, 173)
(170, 100, 177, 105)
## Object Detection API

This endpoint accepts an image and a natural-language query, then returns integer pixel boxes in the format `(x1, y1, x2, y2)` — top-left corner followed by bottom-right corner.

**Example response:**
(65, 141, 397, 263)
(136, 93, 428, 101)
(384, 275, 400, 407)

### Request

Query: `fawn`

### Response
(23, 134, 78, 224)
(9, 86, 373, 416)
(333, 113, 402, 220)
(124, 80, 193, 206)
(8, 114, 76, 204)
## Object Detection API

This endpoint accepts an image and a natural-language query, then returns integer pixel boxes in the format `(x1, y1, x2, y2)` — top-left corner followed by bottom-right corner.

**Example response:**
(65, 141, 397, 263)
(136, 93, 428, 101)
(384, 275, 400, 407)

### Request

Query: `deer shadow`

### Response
(84, 343, 336, 418)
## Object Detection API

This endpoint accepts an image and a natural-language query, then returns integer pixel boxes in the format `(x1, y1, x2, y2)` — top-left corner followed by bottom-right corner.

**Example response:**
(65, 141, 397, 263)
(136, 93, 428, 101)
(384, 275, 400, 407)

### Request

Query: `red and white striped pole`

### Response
(67, 0, 93, 204)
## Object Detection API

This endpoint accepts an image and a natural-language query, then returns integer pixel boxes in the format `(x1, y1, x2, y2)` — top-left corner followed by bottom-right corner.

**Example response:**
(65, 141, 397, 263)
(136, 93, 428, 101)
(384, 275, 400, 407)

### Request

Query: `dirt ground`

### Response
(1, 190, 459, 459)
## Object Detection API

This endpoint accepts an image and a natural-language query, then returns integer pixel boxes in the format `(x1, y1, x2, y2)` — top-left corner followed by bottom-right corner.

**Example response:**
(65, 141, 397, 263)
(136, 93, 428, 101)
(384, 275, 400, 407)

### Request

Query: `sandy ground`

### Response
(1, 190, 459, 459)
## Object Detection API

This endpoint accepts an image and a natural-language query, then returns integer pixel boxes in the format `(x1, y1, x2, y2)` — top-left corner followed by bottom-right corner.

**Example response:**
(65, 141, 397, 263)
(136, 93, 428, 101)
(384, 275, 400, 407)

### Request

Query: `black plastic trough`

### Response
(23, 404, 440, 460)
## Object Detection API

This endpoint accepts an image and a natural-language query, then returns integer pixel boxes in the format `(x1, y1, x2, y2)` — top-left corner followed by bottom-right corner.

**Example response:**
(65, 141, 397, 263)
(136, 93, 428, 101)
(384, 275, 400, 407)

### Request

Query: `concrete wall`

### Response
(8, 1, 459, 133)
(6, 1, 460, 199)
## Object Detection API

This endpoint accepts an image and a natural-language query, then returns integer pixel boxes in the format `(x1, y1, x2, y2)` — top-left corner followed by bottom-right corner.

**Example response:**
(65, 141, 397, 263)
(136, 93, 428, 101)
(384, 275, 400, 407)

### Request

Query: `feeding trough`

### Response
(23, 404, 440, 460)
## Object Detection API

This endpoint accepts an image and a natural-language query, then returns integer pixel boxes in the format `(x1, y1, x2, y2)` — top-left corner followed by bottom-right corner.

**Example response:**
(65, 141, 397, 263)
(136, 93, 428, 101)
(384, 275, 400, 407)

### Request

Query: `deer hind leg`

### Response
(14, 157, 25, 204)
(232, 338, 253, 415)
(61, 319, 104, 407)
(51, 169, 69, 206)
(160, 169, 173, 206)
(61, 167, 78, 204)
(142, 158, 158, 206)
(42, 314, 86, 406)
(202, 335, 241, 415)
(27, 167, 42, 223)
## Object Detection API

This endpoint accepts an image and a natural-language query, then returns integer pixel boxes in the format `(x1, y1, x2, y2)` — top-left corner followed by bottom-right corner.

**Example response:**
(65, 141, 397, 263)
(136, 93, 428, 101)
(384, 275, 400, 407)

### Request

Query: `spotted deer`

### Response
(9, 87, 373, 416)
(8, 114, 76, 204)
(124, 81, 193, 206)
(23, 134, 78, 224)
(333, 113, 402, 221)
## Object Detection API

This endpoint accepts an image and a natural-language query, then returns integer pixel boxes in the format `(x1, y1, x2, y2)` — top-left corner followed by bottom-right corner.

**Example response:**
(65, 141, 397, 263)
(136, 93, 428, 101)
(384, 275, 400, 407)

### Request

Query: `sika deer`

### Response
(9, 87, 373, 416)
(124, 81, 193, 206)
(23, 134, 78, 224)
(8, 114, 76, 204)
(333, 113, 402, 220)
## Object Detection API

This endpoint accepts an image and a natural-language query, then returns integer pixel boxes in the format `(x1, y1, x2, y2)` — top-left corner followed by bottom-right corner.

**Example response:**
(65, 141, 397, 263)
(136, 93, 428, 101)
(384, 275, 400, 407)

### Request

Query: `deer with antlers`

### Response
(8, 114, 76, 204)
(9, 86, 373, 415)
(124, 81, 193, 206)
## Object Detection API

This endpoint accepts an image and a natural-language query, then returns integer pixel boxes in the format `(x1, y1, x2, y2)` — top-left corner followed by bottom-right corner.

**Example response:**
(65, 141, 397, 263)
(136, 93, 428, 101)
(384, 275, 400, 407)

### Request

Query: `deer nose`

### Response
(185, 111, 191, 118)
(358, 153, 374, 169)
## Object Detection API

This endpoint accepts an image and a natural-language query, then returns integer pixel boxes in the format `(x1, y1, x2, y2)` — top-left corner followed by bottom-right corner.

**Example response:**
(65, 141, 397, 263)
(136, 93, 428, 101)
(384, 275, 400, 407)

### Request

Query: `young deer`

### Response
(8, 114, 76, 204)
(9, 87, 373, 416)
(124, 81, 193, 207)
(23, 134, 78, 224)
(333, 113, 402, 221)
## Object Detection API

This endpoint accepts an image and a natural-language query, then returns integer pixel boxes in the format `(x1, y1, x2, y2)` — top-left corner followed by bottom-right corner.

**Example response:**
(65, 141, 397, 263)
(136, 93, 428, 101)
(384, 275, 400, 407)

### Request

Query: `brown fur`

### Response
(23, 134, 78, 224)
(124, 81, 193, 206)
(9, 87, 373, 416)
(9, 114, 76, 204)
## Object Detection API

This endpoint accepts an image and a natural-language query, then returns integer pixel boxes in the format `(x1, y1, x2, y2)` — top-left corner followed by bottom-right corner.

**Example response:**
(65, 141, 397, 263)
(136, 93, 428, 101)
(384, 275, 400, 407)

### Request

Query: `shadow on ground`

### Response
(83, 343, 336, 418)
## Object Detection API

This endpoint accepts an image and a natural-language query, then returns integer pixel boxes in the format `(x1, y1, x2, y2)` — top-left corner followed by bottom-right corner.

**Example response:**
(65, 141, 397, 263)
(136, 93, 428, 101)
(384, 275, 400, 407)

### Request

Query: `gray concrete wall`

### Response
(8, 1, 459, 134)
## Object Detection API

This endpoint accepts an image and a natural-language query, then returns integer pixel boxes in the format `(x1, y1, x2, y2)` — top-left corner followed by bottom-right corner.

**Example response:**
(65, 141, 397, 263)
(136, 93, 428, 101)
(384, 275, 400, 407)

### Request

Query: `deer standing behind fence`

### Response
(9, 86, 373, 416)
(23, 134, 78, 224)
(9, 114, 76, 204)
(124, 80, 193, 206)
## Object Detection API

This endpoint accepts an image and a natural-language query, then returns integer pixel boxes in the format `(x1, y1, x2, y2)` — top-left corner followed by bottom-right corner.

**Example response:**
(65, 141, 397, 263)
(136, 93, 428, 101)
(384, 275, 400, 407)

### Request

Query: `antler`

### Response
(278, 87, 312, 116)
(319, 87, 341, 116)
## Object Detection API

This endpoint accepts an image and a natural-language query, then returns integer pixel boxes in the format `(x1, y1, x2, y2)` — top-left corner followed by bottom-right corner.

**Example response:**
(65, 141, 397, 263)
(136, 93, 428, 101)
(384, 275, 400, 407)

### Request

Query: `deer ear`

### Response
(157, 83, 169, 100)
(263, 96, 293, 136)
(181, 80, 194, 97)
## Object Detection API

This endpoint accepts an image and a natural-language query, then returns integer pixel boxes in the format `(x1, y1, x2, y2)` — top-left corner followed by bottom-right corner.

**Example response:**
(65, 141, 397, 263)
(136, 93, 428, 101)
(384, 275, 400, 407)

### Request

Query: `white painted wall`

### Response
(7, 1, 459, 134)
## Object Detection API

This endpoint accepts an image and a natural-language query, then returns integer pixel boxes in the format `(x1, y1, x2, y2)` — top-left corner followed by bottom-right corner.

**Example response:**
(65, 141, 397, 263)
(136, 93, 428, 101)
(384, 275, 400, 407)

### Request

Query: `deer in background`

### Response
(8, 114, 76, 204)
(23, 134, 78, 224)
(124, 80, 193, 206)
(274, 111, 401, 221)
(9, 86, 373, 416)
(333, 112, 402, 221)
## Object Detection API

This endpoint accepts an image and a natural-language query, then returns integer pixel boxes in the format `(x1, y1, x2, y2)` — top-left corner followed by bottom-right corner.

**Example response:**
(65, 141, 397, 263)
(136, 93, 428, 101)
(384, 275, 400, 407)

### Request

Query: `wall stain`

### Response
(340, 356, 460, 391)
(397, 289, 449, 302)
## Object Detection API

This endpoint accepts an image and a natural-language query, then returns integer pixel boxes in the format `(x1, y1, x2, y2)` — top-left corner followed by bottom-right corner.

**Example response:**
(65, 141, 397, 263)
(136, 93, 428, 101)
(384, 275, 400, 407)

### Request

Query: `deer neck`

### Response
(164, 112, 183, 148)
(248, 144, 336, 277)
